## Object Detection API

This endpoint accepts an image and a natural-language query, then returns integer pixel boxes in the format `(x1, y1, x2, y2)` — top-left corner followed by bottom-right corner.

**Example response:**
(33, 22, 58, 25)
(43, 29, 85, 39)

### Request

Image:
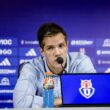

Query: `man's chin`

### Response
(54, 66, 63, 72)
(55, 65, 62, 69)
(52, 66, 63, 75)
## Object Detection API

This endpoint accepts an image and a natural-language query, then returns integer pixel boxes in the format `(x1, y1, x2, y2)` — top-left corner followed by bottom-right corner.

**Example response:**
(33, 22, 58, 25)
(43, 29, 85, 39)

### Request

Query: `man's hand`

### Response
(54, 98, 62, 107)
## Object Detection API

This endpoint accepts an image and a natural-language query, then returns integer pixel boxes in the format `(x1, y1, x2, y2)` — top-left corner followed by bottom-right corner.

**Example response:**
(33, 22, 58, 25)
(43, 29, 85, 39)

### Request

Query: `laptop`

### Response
(60, 73, 110, 107)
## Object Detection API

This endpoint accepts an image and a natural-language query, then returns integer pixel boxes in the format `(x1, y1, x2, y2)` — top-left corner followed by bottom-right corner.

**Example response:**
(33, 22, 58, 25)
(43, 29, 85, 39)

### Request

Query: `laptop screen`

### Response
(60, 73, 110, 107)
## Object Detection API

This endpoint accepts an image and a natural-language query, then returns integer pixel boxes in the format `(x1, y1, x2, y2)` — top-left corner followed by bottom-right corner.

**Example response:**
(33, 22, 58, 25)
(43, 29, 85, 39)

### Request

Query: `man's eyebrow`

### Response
(46, 45, 54, 48)
(45, 41, 65, 47)
(46, 43, 63, 47)
(59, 42, 64, 44)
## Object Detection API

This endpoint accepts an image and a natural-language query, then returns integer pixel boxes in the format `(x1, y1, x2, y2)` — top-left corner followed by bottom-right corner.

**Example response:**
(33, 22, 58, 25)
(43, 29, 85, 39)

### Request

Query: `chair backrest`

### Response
(18, 62, 29, 77)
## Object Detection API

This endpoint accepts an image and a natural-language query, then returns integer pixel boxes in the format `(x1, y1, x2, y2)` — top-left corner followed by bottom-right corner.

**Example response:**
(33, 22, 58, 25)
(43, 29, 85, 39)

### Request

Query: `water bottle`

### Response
(43, 74, 54, 108)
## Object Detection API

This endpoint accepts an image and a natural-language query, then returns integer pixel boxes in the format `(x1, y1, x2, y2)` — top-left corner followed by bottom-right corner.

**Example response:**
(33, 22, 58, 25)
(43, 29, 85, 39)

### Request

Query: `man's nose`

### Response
(54, 47, 61, 56)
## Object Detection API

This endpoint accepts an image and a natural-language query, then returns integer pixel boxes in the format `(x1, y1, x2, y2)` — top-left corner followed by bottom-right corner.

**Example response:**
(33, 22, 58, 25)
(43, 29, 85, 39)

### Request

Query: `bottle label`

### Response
(43, 77, 54, 89)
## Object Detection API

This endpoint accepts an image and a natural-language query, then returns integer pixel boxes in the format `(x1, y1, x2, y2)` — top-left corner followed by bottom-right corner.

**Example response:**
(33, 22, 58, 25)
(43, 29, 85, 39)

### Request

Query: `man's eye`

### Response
(47, 47, 53, 50)
(59, 44, 64, 48)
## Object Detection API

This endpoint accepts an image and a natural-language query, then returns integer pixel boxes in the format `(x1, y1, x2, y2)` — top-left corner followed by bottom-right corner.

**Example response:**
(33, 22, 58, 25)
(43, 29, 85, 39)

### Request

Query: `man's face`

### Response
(40, 33, 68, 74)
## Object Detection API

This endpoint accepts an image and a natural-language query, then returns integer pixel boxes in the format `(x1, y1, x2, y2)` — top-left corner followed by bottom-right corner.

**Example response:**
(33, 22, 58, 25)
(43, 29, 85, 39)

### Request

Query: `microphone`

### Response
(56, 57, 67, 73)
(56, 57, 63, 64)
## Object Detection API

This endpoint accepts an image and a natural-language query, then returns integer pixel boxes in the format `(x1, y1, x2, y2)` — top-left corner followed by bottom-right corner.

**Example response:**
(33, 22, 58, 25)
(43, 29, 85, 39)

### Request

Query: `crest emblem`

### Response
(79, 80, 95, 99)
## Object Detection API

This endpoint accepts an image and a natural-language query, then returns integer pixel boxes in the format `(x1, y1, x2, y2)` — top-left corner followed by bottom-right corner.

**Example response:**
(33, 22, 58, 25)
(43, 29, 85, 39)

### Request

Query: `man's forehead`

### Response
(43, 34, 66, 46)
(45, 41, 65, 47)
(43, 33, 65, 40)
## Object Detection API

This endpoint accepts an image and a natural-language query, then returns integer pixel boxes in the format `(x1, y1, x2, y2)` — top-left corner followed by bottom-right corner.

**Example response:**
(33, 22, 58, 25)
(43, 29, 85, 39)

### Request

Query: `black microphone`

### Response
(56, 57, 67, 73)
(56, 57, 63, 64)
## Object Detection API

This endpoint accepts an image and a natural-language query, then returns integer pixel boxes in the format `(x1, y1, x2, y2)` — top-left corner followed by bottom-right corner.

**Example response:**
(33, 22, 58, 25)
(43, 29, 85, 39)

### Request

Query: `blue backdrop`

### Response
(0, 0, 110, 108)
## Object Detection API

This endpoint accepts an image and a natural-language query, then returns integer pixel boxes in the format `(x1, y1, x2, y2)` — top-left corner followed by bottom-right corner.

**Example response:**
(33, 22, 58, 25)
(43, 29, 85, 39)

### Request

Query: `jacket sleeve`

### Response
(13, 63, 43, 108)
(76, 56, 96, 73)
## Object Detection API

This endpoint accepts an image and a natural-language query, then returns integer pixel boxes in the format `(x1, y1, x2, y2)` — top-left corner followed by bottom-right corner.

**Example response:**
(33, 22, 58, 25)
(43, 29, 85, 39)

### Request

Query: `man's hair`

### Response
(37, 22, 67, 48)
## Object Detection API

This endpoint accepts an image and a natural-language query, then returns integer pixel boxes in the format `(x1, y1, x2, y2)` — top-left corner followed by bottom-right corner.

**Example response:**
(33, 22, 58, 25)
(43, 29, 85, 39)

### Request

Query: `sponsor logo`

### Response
(71, 40, 93, 46)
(0, 39, 12, 45)
(0, 58, 11, 66)
(0, 90, 13, 93)
(25, 48, 37, 56)
(19, 47, 40, 57)
(0, 69, 16, 74)
(0, 49, 12, 55)
(98, 59, 110, 65)
(96, 50, 110, 55)
(79, 80, 95, 99)
(21, 40, 24, 45)
(19, 59, 32, 64)
(0, 100, 13, 103)
(103, 39, 110, 47)
(0, 77, 10, 86)
(21, 40, 39, 45)
(97, 59, 101, 64)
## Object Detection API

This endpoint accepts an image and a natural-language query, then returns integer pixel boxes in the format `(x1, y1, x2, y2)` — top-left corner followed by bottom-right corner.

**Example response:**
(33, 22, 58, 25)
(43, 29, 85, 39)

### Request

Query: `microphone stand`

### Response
(56, 57, 67, 73)
(61, 64, 67, 73)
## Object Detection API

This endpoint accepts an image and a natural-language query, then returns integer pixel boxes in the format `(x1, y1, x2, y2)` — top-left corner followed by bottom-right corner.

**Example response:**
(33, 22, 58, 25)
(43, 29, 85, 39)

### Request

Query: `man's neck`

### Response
(48, 66, 63, 75)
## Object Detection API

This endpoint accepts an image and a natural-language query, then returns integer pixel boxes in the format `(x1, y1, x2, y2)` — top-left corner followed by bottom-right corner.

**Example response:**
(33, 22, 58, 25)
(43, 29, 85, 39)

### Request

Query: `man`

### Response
(13, 23, 96, 108)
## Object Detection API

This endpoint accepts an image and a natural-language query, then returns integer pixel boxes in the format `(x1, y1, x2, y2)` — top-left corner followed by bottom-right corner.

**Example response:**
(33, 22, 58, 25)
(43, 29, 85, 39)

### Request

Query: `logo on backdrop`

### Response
(0, 77, 10, 86)
(0, 39, 12, 45)
(79, 80, 95, 99)
(96, 50, 110, 55)
(0, 58, 11, 66)
(21, 40, 39, 45)
(71, 40, 94, 46)
(25, 48, 37, 56)
(0, 49, 12, 55)
(0, 68, 16, 74)
(97, 59, 110, 65)
(19, 59, 32, 64)
(103, 39, 110, 47)
(0, 38, 18, 46)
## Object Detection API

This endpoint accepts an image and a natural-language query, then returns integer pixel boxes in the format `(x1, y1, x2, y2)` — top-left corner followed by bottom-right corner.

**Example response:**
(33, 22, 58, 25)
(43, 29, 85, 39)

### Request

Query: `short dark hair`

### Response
(37, 23, 67, 48)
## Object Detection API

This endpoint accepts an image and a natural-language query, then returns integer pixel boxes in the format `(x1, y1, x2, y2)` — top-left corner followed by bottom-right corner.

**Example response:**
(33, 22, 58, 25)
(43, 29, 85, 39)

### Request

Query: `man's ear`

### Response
(40, 47, 44, 56)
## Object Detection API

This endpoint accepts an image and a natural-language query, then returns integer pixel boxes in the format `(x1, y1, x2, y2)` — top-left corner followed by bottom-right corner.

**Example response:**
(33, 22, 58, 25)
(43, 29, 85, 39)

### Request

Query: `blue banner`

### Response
(61, 74, 110, 105)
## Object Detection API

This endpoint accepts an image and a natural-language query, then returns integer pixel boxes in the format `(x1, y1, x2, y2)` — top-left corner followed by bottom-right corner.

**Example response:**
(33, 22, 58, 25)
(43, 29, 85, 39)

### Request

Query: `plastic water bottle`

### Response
(43, 75, 54, 108)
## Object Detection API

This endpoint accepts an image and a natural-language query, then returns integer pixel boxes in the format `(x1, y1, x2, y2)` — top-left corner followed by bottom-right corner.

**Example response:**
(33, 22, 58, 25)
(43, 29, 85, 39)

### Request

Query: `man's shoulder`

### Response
(18, 56, 45, 77)
(68, 52, 88, 60)
(30, 56, 44, 67)
(20, 56, 44, 71)
(68, 52, 90, 66)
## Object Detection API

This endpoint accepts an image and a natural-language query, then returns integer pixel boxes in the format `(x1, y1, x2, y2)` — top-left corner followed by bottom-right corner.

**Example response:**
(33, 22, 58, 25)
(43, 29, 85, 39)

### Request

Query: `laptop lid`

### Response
(60, 73, 110, 107)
